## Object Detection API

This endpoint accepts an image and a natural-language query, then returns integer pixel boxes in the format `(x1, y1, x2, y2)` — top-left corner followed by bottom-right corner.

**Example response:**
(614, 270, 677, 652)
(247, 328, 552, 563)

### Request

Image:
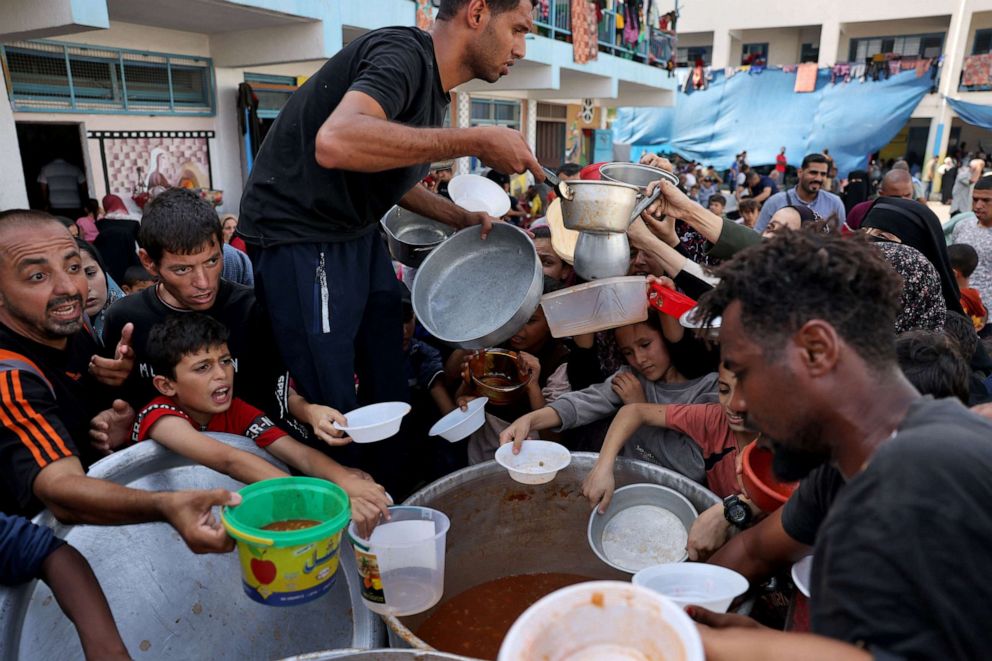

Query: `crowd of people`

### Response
(3, 0, 992, 659)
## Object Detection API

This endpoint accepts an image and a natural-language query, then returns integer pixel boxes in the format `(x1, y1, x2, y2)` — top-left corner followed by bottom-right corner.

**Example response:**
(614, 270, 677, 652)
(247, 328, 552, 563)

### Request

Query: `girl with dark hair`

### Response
(75, 239, 125, 341)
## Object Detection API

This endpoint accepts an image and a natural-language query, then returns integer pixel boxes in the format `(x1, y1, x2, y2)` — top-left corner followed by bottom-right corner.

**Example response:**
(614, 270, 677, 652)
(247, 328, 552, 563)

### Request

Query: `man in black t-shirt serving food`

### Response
(687, 231, 992, 660)
(238, 0, 543, 493)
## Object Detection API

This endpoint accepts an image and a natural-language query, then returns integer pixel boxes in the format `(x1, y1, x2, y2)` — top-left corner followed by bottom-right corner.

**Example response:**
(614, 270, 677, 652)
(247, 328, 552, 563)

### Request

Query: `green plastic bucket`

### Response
(222, 477, 350, 606)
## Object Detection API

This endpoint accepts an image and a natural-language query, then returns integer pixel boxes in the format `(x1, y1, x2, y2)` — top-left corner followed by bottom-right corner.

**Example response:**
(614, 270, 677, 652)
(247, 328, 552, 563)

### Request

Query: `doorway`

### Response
(15, 122, 88, 212)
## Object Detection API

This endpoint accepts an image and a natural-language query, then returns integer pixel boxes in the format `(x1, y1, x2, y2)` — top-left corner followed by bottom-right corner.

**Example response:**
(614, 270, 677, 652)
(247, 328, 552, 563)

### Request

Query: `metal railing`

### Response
(531, 0, 668, 66)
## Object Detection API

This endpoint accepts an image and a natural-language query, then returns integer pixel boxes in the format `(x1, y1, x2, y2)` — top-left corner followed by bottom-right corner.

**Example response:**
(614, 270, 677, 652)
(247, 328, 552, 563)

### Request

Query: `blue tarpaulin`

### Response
(946, 96, 992, 130)
(614, 68, 933, 177)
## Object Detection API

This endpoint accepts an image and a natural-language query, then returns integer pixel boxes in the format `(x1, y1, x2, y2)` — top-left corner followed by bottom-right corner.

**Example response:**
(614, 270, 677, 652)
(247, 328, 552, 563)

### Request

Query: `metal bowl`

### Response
(587, 483, 698, 573)
(381, 206, 456, 268)
(599, 162, 680, 191)
(573, 231, 630, 280)
(560, 180, 642, 234)
(412, 224, 542, 349)
(0, 434, 384, 661)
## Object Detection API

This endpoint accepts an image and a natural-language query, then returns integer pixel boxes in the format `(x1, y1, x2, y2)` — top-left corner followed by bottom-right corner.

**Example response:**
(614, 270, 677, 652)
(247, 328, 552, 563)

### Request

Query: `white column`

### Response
(455, 92, 472, 175)
(711, 29, 734, 70)
(817, 21, 841, 68)
(525, 99, 538, 152)
(926, 0, 972, 161)
(0, 69, 29, 210)
(211, 67, 250, 214)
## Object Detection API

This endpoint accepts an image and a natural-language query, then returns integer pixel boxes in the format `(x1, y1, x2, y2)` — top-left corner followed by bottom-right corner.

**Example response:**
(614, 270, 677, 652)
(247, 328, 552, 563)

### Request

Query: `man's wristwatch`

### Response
(724, 494, 753, 529)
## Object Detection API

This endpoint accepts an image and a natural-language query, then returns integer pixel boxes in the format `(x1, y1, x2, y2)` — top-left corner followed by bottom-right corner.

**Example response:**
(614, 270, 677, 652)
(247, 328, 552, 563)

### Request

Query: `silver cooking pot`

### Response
(381, 206, 456, 268)
(412, 223, 542, 349)
(560, 180, 661, 234)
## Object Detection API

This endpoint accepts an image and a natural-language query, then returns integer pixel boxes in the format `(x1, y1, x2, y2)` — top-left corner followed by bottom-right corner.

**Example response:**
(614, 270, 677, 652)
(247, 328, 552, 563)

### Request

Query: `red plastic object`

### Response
(741, 442, 798, 513)
(648, 283, 697, 318)
(579, 162, 606, 180)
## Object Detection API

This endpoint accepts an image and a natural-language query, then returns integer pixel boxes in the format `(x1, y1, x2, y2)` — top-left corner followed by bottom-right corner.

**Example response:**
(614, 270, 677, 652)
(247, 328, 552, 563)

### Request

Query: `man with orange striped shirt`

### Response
(0, 210, 237, 553)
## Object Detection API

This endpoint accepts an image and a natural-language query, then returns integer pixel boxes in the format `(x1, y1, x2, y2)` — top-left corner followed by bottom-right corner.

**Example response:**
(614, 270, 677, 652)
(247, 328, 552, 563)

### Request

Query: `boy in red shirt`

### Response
(582, 364, 764, 560)
(948, 243, 988, 331)
(132, 314, 390, 533)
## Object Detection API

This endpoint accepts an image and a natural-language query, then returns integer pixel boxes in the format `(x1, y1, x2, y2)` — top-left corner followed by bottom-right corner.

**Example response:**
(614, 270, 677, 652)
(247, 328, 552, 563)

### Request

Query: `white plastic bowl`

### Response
(448, 174, 512, 217)
(333, 402, 411, 443)
(633, 563, 750, 613)
(541, 277, 649, 338)
(498, 580, 704, 661)
(428, 397, 489, 442)
(494, 440, 571, 484)
(791, 555, 813, 598)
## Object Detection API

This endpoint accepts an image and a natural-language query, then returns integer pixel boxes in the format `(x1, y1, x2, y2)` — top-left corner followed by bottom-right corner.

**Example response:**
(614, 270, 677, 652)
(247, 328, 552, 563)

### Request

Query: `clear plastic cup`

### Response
(347, 506, 449, 616)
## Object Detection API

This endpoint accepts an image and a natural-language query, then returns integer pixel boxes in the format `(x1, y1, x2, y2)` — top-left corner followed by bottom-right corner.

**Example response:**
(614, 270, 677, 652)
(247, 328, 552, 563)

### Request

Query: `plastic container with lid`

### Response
(633, 563, 749, 613)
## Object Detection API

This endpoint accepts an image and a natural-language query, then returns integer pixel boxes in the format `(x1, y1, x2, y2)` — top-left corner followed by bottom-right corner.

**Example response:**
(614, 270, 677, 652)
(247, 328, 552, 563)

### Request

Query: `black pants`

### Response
(255, 232, 416, 497)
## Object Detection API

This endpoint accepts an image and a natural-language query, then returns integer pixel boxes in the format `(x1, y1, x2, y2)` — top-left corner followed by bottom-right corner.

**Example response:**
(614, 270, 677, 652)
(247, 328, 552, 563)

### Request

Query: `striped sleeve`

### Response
(0, 370, 76, 510)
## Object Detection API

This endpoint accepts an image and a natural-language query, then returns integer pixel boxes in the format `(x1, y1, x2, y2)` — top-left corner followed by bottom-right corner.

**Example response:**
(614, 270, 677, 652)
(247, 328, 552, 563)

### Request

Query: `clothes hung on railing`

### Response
(794, 62, 818, 93)
(571, 0, 599, 64)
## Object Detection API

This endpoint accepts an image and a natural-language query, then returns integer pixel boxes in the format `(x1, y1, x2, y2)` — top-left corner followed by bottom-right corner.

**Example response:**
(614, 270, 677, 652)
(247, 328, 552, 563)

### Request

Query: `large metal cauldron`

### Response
(0, 434, 384, 660)
(384, 453, 719, 652)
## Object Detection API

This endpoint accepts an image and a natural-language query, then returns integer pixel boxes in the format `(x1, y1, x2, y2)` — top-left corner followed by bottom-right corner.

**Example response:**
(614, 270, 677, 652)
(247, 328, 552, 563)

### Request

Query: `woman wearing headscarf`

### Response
(862, 197, 992, 379)
(874, 242, 946, 333)
(94, 194, 142, 283)
(861, 197, 963, 315)
(75, 239, 125, 342)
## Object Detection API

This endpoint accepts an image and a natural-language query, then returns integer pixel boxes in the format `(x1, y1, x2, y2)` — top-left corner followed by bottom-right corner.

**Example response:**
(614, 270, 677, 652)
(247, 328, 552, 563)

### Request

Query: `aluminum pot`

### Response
(383, 453, 719, 653)
(381, 206, 456, 268)
(572, 231, 630, 280)
(599, 162, 680, 191)
(412, 224, 542, 349)
(559, 180, 659, 234)
(0, 434, 384, 661)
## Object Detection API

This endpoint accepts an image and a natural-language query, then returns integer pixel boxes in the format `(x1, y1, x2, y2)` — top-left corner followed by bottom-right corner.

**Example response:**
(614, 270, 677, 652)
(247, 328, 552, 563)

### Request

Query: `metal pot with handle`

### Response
(381, 206, 456, 268)
(560, 180, 662, 234)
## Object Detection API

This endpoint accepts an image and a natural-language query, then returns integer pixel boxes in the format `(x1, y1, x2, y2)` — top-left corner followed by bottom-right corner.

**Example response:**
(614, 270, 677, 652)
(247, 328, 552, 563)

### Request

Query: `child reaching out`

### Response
(500, 311, 718, 484)
(132, 314, 391, 534)
(581, 364, 764, 561)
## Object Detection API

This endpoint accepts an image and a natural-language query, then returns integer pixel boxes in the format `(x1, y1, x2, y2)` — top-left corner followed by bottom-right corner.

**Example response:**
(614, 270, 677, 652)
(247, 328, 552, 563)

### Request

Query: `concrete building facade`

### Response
(675, 0, 992, 169)
(0, 0, 676, 213)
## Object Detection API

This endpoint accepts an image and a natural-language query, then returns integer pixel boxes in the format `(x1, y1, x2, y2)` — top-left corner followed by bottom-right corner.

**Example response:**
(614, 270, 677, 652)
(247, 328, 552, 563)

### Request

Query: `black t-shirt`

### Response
(0, 323, 112, 516)
(101, 281, 302, 438)
(782, 397, 992, 659)
(239, 27, 450, 245)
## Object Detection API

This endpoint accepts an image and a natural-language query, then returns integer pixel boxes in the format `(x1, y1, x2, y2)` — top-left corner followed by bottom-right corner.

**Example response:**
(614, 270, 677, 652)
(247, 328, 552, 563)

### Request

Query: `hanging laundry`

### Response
(830, 63, 851, 84)
(749, 64, 766, 75)
(782, 64, 798, 74)
(623, 0, 643, 48)
(539, 0, 550, 21)
(571, 0, 599, 64)
(851, 63, 867, 82)
(794, 62, 818, 92)
(724, 67, 736, 79)
(900, 58, 918, 71)
(676, 67, 690, 89)
(415, 0, 434, 30)
(915, 58, 931, 78)
(887, 59, 902, 77)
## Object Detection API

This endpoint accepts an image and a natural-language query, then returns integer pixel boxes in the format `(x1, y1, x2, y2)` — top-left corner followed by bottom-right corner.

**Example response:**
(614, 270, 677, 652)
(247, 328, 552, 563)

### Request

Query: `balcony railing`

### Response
(532, 0, 671, 66)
